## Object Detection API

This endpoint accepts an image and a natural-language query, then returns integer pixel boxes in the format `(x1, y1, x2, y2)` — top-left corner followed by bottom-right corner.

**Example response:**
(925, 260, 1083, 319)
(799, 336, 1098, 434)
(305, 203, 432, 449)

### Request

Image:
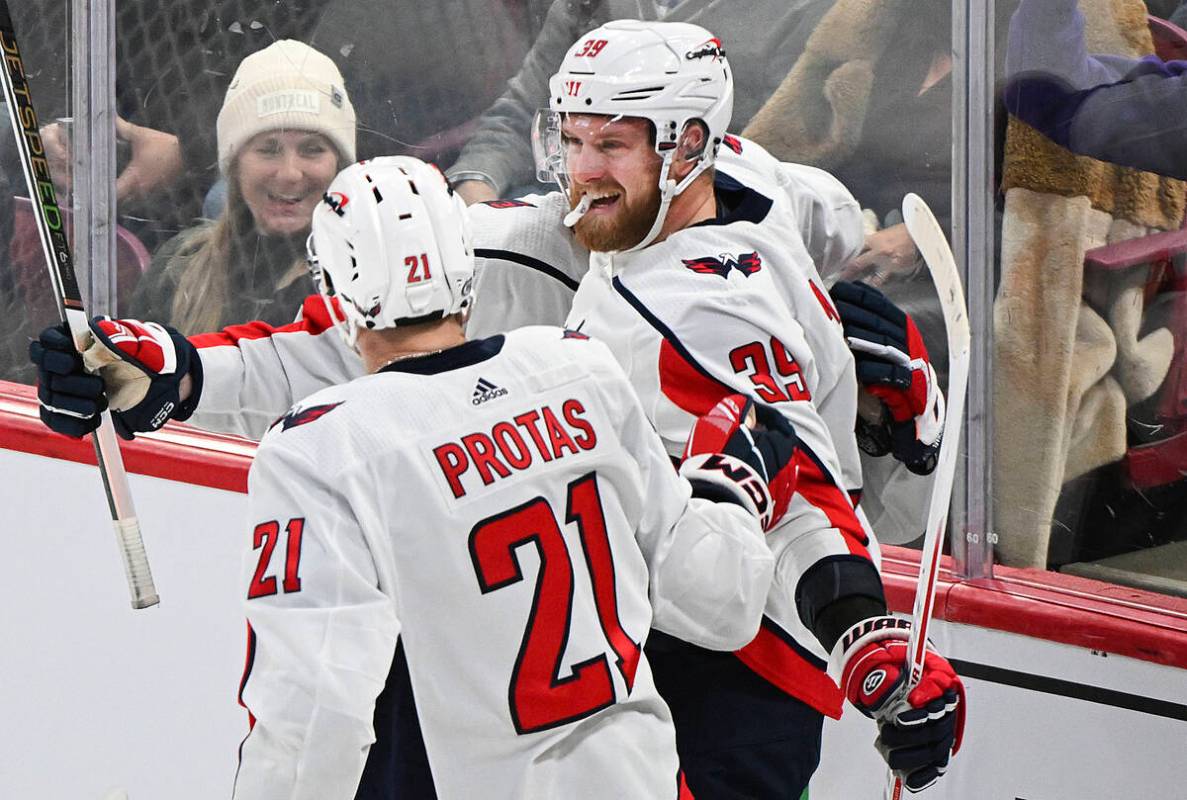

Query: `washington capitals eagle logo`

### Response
(682, 252, 763, 279)
(323, 191, 350, 217)
(274, 402, 344, 432)
(686, 37, 725, 62)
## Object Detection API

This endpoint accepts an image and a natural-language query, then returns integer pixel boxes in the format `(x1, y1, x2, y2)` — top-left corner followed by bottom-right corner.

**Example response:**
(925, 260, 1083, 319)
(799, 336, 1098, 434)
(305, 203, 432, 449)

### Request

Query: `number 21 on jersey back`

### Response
(469, 471, 640, 734)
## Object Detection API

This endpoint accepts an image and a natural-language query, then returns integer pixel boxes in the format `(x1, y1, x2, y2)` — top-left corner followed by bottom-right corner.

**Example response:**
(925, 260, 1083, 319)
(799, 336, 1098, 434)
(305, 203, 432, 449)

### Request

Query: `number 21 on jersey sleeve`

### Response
(248, 518, 305, 599)
(469, 471, 640, 735)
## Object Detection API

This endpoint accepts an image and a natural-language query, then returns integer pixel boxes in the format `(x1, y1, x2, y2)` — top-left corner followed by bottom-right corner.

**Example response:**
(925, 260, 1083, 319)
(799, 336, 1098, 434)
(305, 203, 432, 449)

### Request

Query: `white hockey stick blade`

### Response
(883, 194, 971, 800)
(901, 193, 970, 679)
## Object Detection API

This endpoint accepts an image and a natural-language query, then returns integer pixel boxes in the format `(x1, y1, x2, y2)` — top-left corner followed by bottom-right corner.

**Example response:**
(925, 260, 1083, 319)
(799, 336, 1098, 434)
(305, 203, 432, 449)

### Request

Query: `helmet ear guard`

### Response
(306, 156, 475, 349)
(673, 119, 710, 164)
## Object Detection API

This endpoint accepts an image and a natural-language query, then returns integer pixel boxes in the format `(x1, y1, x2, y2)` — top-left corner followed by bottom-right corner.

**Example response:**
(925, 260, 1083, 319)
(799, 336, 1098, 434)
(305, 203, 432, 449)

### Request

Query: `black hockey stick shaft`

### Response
(0, 0, 158, 608)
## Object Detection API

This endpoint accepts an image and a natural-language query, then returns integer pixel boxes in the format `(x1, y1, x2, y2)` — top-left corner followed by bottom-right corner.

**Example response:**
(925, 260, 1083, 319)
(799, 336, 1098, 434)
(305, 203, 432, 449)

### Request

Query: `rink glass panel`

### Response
(6, 1, 1183, 598)
(0, 0, 74, 385)
(987, 0, 1187, 599)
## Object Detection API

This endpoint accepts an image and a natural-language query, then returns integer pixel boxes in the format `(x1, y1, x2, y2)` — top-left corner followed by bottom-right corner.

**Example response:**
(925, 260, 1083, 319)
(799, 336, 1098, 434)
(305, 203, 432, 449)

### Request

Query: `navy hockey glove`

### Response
(830, 281, 944, 475)
(29, 324, 109, 438)
(679, 393, 798, 531)
(830, 616, 966, 793)
(29, 317, 202, 440)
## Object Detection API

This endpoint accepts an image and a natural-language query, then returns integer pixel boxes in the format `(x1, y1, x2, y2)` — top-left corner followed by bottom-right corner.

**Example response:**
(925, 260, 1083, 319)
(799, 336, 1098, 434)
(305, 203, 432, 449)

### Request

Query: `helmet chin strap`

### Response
(623, 150, 708, 254)
(562, 147, 711, 253)
(318, 290, 361, 352)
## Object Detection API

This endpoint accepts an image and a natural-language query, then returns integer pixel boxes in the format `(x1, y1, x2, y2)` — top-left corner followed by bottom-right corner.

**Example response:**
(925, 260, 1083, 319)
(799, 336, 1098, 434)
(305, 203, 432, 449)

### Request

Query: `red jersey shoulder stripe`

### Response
(658, 338, 733, 416)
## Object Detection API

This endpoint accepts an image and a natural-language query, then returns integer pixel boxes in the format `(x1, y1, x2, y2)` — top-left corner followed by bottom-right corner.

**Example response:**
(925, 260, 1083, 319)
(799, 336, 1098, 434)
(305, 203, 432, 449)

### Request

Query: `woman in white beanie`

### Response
(128, 39, 356, 334)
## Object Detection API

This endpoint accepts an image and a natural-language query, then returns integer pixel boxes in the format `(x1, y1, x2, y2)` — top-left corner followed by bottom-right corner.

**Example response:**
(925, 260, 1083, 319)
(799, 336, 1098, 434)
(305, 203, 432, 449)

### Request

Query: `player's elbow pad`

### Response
(649, 499, 773, 651)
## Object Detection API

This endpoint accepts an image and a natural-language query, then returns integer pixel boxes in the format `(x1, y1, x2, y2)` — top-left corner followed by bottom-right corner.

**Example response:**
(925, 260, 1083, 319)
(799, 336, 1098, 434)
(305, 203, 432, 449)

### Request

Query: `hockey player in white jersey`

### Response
(230, 157, 796, 799)
(524, 20, 964, 797)
(26, 134, 871, 444)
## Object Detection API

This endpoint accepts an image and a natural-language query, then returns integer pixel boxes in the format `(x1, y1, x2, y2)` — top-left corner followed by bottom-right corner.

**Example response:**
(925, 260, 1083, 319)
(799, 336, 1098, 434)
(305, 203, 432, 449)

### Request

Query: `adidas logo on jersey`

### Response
(472, 378, 508, 405)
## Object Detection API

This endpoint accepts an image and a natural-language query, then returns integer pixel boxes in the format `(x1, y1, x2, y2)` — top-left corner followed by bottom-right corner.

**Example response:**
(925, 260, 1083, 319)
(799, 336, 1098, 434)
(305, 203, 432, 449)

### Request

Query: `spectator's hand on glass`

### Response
(37, 116, 181, 204)
(454, 179, 499, 205)
(40, 120, 73, 197)
(840, 223, 921, 286)
(114, 116, 182, 203)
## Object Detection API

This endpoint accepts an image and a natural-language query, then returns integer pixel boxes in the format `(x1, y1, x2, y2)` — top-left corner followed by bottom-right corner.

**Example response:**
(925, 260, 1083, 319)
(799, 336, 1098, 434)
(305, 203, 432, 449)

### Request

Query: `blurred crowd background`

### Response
(3, 0, 1187, 598)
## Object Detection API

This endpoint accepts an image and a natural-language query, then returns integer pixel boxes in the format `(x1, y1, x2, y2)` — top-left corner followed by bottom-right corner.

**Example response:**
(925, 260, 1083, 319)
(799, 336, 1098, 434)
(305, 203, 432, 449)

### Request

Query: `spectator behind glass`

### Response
(833, 0, 955, 283)
(127, 40, 356, 335)
(33, 0, 327, 249)
(444, 0, 838, 203)
(744, 0, 1017, 285)
(1004, 0, 1187, 180)
(740, 0, 1014, 543)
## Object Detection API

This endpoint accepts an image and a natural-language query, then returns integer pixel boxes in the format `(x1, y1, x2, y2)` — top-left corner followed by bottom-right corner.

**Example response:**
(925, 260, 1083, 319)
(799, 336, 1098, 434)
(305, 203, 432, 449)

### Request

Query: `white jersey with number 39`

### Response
(233, 327, 773, 800)
(564, 173, 876, 719)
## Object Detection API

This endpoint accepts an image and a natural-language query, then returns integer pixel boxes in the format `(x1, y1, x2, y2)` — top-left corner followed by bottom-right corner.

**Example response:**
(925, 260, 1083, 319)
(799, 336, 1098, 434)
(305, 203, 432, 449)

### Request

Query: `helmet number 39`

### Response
(575, 38, 608, 58)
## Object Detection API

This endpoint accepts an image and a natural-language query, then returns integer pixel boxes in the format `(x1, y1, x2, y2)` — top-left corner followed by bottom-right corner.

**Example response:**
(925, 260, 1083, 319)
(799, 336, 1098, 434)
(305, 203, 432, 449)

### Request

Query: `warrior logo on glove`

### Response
(679, 393, 799, 531)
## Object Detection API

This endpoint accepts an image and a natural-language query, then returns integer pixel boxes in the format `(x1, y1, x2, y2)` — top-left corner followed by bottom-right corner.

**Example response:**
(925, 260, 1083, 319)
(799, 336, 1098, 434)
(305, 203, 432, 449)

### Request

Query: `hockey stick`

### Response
(884, 194, 970, 799)
(0, 0, 158, 608)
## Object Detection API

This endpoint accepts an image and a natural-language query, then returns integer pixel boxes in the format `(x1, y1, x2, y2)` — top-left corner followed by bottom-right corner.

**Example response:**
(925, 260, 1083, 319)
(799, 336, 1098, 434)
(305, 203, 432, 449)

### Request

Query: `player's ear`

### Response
(671, 121, 708, 181)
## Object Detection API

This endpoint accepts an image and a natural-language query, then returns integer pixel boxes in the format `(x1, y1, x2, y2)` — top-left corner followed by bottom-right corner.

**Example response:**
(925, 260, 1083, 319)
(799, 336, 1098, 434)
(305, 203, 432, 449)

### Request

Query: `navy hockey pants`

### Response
(646, 631, 825, 800)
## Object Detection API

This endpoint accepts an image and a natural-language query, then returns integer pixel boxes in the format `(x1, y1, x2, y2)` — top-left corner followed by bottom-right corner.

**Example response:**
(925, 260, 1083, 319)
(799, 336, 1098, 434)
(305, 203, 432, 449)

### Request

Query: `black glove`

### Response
(29, 324, 109, 438)
(830, 280, 944, 475)
(29, 317, 202, 440)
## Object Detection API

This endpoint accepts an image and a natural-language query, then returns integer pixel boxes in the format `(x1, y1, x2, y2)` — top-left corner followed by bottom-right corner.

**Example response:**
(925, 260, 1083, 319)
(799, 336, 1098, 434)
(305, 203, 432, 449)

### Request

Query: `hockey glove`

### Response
(829, 616, 966, 793)
(29, 324, 109, 438)
(678, 393, 798, 531)
(830, 280, 944, 475)
(30, 317, 202, 440)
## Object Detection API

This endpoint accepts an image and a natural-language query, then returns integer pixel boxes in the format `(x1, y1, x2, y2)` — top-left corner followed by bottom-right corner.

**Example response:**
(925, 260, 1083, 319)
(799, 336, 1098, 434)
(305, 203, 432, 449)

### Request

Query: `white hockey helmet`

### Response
(533, 20, 734, 250)
(307, 156, 474, 348)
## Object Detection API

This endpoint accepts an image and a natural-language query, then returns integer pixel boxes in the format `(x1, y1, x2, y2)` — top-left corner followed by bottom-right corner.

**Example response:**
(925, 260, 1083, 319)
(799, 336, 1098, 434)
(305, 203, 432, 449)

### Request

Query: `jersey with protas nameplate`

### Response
(235, 326, 773, 800)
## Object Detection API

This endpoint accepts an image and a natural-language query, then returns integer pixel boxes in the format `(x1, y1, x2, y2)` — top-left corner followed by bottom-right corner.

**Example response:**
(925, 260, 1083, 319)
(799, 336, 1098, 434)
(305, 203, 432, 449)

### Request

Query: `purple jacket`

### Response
(1004, 0, 1187, 179)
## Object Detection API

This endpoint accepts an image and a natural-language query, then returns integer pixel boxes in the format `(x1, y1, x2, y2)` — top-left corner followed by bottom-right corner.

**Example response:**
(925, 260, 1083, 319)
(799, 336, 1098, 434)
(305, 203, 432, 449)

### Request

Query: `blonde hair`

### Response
(168, 149, 345, 334)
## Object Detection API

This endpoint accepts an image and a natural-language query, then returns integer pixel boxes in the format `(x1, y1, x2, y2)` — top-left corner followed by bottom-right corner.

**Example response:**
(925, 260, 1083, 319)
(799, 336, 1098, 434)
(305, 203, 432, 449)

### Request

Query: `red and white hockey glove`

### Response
(829, 616, 966, 793)
(79, 317, 202, 439)
(678, 393, 798, 532)
(830, 281, 944, 475)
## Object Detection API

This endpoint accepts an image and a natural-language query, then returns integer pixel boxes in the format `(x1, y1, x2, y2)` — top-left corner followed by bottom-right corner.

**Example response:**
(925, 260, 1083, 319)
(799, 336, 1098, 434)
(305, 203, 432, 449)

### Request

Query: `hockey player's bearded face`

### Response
(561, 115, 662, 252)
